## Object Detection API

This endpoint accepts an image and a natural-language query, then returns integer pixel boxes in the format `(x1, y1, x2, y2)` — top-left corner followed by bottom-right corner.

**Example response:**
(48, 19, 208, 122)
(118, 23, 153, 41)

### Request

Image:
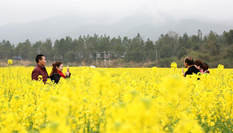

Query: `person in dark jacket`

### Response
(183, 57, 200, 77)
(32, 54, 49, 83)
(50, 62, 71, 83)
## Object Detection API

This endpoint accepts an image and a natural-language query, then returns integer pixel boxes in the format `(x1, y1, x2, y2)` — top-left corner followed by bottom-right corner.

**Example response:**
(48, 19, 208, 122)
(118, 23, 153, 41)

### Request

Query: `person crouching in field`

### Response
(32, 54, 49, 83)
(194, 60, 210, 74)
(202, 63, 210, 74)
(183, 57, 200, 77)
(50, 62, 71, 83)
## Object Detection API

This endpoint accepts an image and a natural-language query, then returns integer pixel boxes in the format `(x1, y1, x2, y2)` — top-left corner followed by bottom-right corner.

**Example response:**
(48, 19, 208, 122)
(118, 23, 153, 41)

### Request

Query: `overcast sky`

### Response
(0, 0, 233, 26)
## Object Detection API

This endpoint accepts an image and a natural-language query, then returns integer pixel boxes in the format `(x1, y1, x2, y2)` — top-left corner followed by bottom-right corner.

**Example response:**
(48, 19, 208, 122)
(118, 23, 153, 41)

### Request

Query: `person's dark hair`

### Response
(184, 57, 194, 66)
(194, 60, 203, 67)
(202, 63, 209, 71)
(35, 54, 45, 63)
(50, 62, 62, 76)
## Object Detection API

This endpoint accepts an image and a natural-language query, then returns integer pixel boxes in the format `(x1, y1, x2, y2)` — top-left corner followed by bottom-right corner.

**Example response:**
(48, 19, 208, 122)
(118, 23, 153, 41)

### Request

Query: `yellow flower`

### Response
(38, 75, 43, 81)
(8, 59, 13, 65)
(0, 66, 232, 132)
(170, 62, 177, 69)
(217, 64, 224, 70)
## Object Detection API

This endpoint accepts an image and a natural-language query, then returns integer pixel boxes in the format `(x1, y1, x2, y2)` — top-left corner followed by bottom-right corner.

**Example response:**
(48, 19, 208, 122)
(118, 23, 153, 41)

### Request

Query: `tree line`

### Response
(0, 29, 233, 67)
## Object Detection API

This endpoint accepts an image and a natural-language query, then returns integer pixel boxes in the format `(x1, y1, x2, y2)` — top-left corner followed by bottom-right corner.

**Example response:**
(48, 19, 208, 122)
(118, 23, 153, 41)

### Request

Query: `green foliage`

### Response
(0, 30, 233, 67)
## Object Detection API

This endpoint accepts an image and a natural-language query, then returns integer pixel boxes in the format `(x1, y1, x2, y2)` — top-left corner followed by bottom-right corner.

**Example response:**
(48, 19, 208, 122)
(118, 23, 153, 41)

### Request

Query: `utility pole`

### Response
(108, 51, 110, 66)
(95, 52, 97, 65)
(95, 51, 111, 67)
(104, 51, 106, 67)
(156, 48, 158, 64)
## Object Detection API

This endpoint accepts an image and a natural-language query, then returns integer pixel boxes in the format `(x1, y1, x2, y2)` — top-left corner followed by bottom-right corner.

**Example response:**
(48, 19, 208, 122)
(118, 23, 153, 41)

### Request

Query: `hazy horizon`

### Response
(0, 0, 233, 43)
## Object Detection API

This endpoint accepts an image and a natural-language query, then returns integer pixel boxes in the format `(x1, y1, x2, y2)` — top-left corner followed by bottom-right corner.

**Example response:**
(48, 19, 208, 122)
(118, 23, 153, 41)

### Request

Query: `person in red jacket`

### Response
(31, 54, 49, 83)
(50, 62, 71, 83)
(194, 60, 210, 74)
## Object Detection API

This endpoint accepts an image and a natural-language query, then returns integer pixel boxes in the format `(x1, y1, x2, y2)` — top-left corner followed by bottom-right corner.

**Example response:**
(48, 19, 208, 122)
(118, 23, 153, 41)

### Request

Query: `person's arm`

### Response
(59, 72, 66, 78)
(32, 69, 40, 80)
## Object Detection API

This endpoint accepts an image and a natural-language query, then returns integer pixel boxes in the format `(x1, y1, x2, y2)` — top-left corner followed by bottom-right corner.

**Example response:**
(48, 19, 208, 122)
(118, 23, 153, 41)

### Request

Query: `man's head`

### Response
(35, 54, 46, 66)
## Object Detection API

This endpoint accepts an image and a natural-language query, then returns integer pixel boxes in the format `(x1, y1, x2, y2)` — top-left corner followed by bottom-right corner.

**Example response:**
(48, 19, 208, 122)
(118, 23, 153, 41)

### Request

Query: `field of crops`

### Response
(0, 66, 232, 133)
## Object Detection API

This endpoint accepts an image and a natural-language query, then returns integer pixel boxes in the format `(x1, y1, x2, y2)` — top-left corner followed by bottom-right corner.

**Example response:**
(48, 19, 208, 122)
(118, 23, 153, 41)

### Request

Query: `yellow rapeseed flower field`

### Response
(0, 65, 232, 133)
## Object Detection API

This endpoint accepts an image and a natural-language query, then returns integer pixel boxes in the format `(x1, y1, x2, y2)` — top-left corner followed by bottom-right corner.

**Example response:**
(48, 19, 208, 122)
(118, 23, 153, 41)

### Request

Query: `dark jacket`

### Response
(32, 64, 49, 83)
(50, 73, 61, 84)
(50, 72, 71, 84)
(184, 66, 200, 77)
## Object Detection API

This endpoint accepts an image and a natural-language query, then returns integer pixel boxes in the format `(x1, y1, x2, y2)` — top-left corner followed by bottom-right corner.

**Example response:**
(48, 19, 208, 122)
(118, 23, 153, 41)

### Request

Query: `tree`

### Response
(207, 31, 219, 55)
(125, 33, 145, 62)
(0, 30, 233, 67)
(144, 39, 155, 61)
(0, 40, 13, 59)
(15, 40, 32, 60)
(223, 30, 233, 44)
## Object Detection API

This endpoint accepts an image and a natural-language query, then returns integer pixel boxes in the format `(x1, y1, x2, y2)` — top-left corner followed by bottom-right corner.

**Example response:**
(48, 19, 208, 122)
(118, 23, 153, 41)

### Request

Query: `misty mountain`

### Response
(0, 14, 232, 43)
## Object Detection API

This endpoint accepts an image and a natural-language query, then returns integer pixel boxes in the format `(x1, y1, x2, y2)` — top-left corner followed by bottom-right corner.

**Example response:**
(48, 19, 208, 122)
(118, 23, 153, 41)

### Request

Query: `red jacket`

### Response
(32, 64, 49, 83)
(57, 70, 66, 78)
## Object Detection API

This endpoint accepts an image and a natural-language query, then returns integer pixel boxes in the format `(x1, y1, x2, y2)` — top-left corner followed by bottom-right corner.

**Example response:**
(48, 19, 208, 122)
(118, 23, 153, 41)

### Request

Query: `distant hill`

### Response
(0, 14, 232, 43)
